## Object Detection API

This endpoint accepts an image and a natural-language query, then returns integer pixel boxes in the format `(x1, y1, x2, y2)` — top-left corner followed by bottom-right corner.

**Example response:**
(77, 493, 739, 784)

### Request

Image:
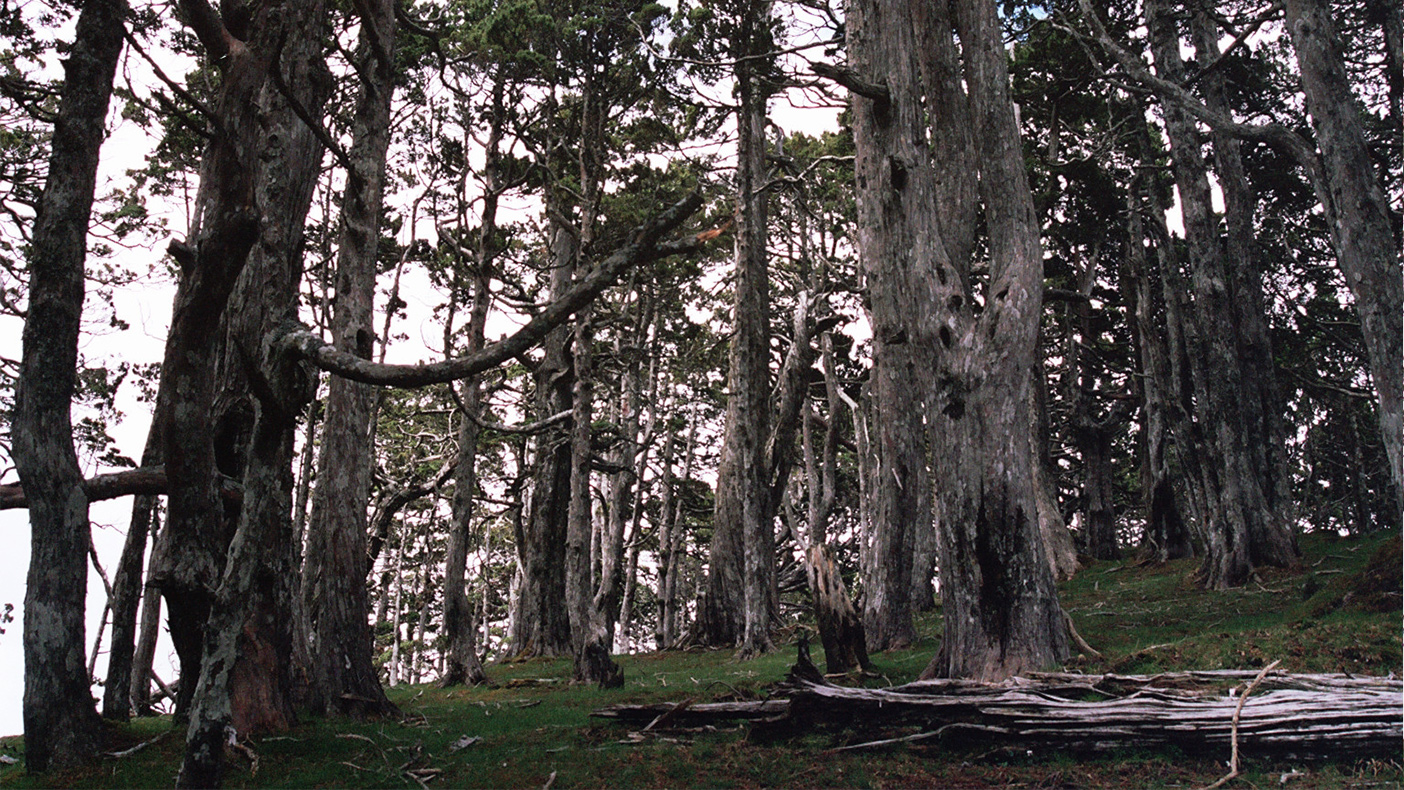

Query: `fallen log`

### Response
(591, 669, 1403, 762)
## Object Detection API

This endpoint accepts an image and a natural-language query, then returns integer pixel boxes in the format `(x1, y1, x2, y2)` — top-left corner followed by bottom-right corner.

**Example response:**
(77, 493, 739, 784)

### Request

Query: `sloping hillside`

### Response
(2, 530, 1398, 789)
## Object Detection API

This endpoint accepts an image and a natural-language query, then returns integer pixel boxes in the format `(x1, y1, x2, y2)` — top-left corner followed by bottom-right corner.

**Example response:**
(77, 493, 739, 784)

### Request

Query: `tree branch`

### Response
(1, 466, 241, 510)
(1065, 0, 1324, 188)
(280, 192, 706, 388)
(177, 0, 238, 66)
(809, 62, 890, 104)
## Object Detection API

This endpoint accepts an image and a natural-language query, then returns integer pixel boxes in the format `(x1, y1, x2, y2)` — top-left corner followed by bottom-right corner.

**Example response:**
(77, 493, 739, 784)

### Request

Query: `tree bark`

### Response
(1124, 178, 1194, 563)
(148, 0, 294, 723)
(567, 307, 622, 686)
(179, 324, 314, 788)
(806, 544, 871, 675)
(130, 512, 166, 716)
(701, 35, 775, 655)
(13, 0, 126, 770)
(1146, 0, 1298, 590)
(300, 0, 398, 718)
(439, 103, 503, 688)
(102, 433, 160, 721)
(1282, 0, 1404, 515)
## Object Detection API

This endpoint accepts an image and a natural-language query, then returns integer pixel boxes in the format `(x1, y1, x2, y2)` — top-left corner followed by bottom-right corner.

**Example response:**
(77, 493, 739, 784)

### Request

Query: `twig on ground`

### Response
(823, 722, 1014, 754)
(102, 731, 170, 759)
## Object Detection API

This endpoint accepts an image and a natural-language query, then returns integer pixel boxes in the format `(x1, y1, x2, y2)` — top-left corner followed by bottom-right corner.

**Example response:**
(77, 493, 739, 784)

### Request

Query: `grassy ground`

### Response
(1, 529, 1398, 788)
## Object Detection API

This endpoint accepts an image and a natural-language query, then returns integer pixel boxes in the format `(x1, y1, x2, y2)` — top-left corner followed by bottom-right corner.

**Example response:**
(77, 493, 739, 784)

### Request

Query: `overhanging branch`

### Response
(281, 192, 706, 388)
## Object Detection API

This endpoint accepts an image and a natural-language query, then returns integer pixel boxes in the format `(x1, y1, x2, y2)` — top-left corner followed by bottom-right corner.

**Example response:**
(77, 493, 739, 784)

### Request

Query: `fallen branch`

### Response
(103, 731, 170, 759)
(1204, 660, 1282, 790)
(593, 669, 1402, 762)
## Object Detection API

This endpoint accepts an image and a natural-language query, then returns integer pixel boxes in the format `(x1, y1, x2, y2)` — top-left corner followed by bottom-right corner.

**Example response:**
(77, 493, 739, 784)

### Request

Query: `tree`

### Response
(1281, 0, 1403, 514)
(1145, 0, 1298, 588)
(845, 0, 1068, 681)
(697, 0, 781, 657)
(299, 0, 401, 719)
(12, 0, 126, 770)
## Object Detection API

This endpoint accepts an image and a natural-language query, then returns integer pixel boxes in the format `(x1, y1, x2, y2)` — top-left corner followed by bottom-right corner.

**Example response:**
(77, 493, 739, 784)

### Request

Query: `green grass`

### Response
(2, 530, 1399, 788)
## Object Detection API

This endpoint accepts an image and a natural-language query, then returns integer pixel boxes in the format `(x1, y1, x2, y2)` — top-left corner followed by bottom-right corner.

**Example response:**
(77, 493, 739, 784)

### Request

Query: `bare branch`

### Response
(281, 193, 706, 388)
(809, 62, 889, 104)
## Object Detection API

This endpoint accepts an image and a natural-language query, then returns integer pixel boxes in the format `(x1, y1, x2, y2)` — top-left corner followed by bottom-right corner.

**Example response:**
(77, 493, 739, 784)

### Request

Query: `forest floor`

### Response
(1, 529, 1399, 789)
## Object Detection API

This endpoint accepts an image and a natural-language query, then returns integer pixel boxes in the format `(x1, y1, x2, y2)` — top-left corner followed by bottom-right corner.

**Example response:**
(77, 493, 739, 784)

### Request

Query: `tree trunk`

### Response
(1030, 359, 1081, 579)
(1282, 0, 1404, 515)
(179, 329, 313, 787)
(1124, 179, 1194, 563)
(130, 511, 166, 716)
(510, 225, 575, 658)
(300, 0, 399, 718)
(807, 544, 871, 675)
(567, 308, 622, 686)
(103, 434, 160, 721)
(1192, 9, 1298, 567)
(438, 301, 490, 690)
(939, 0, 1070, 679)
(1146, 0, 1298, 590)
(13, 0, 126, 769)
(149, 0, 299, 723)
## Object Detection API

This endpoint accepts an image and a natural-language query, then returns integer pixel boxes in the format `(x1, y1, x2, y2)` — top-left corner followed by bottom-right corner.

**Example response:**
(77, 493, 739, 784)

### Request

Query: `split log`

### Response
(592, 670, 1403, 762)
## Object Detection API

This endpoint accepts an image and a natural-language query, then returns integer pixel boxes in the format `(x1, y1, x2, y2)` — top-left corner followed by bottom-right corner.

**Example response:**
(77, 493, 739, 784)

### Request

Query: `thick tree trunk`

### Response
(1192, 9, 1298, 568)
(1282, 0, 1404, 514)
(13, 0, 126, 770)
(179, 334, 313, 787)
(567, 309, 623, 686)
(702, 46, 775, 656)
(149, 0, 296, 722)
(300, 0, 399, 718)
(1147, 0, 1298, 590)
(807, 545, 871, 675)
(942, 0, 1068, 679)
(510, 225, 575, 658)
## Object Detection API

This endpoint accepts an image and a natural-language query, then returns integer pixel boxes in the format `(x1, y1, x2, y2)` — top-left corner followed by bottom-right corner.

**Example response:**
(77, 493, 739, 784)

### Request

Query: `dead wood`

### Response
(591, 668, 1403, 762)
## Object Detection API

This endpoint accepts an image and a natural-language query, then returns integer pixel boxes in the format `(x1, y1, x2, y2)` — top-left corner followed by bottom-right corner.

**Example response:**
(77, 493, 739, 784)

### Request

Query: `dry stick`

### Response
(103, 731, 170, 759)
(823, 722, 1014, 754)
(1203, 659, 1282, 790)
(1062, 608, 1104, 659)
(643, 698, 694, 731)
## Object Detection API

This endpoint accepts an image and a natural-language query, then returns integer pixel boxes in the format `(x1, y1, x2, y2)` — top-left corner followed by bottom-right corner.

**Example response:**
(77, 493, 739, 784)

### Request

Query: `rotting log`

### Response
(591, 670, 1403, 762)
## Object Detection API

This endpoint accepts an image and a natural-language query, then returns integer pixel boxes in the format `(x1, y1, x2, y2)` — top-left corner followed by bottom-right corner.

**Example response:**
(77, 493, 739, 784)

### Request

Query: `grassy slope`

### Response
(2, 530, 1399, 789)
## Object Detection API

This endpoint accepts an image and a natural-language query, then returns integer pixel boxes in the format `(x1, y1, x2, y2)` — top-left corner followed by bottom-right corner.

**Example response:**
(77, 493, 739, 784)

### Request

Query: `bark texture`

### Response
(13, 0, 126, 770)
(596, 672, 1402, 762)
(1282, 0, 1404, 513)
(149, 0, 292, 722)
(102, 432, 159, 721)
(300, 0, 399, 718)
(701, 35, 775, 654)
(1147, 0, 1298, 590)
(849, 0, 1068, 681)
